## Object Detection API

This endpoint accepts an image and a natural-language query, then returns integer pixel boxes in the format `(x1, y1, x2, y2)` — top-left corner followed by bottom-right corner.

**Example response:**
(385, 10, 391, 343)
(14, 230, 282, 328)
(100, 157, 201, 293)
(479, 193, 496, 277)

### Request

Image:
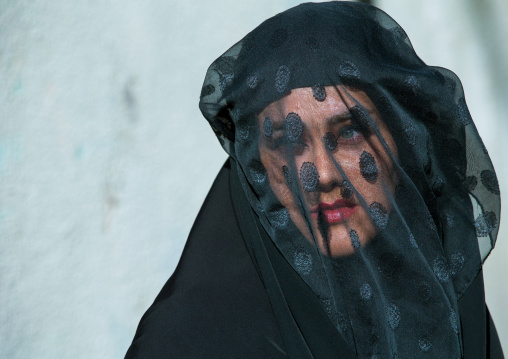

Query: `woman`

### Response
(126, 2, 503, 358)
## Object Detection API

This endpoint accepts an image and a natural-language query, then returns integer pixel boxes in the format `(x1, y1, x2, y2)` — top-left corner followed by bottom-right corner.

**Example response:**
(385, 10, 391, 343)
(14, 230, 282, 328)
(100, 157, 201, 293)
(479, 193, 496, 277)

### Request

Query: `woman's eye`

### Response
(338, 125, 363, 143)
(340, 127, 356, 139)
(270, 137, 308, 155)
(271, 137, 285, 149)
(293, 140, 308, 154)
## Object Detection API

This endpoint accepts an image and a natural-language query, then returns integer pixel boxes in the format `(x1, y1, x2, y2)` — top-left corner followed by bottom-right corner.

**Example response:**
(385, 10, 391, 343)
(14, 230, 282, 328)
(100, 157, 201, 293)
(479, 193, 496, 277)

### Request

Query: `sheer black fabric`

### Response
(195, 2, 502, 358)
(126, 161, 502, 358)
(126, 162, 287, 358)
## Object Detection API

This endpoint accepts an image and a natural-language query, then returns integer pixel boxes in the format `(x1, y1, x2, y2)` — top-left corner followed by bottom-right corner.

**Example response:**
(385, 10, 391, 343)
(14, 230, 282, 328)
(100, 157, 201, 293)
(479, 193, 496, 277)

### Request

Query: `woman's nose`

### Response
(313, 144, 343, 193)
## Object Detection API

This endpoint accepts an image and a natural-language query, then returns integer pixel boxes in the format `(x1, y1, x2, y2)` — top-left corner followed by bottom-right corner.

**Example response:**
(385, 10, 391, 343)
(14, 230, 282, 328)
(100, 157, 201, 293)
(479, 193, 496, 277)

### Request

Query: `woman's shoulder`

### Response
(125, 161, 287, 358)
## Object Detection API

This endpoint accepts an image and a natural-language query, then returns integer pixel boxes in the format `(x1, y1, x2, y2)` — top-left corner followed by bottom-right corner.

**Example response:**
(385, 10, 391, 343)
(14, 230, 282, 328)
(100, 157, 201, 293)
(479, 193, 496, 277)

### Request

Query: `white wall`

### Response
(0, 1, 505, 357)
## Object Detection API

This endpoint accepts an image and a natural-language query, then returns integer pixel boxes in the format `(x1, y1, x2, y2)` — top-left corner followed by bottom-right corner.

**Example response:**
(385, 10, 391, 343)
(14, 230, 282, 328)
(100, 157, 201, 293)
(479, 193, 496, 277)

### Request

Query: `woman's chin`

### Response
(318, 219, 377, 257)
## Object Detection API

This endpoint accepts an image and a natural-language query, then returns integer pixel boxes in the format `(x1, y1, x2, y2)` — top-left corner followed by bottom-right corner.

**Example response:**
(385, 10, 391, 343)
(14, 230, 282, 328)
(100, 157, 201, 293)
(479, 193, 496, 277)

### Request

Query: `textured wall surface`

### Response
(1, 1, 506, 357)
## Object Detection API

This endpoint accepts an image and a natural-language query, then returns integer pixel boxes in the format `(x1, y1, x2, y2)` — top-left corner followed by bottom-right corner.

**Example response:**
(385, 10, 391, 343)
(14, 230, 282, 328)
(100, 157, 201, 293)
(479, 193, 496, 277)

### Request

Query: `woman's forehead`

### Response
(258, 86, 376, 122)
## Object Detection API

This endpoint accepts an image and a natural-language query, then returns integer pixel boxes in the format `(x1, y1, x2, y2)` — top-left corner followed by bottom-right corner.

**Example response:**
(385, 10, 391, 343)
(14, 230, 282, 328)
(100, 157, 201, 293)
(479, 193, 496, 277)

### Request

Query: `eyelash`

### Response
(337, 125, 363, 143)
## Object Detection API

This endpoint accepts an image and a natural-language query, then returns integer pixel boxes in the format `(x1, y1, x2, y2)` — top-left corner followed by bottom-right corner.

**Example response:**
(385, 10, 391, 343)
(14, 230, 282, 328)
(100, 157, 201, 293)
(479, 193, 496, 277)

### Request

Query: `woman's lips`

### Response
(310, 199, 358, 224)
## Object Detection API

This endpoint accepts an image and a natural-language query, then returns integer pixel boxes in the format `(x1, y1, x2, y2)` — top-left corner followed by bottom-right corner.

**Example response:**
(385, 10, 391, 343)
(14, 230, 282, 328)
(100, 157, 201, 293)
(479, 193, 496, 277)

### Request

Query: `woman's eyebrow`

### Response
(326, 108, 377, 126)
(270, 115, 310, 132)
(325, 112, 353, 125)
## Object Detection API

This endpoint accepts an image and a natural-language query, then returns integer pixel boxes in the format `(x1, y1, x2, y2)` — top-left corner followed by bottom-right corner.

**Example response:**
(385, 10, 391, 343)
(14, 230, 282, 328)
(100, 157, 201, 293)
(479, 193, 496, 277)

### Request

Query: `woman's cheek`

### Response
(261, 150, 293, 206)
(370, 139, 398, 192)
(332, 150, 362, 179)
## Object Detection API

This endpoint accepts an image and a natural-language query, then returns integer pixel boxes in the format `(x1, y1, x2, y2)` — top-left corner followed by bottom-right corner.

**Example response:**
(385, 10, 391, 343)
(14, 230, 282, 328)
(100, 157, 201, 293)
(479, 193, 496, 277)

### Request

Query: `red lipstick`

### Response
(311, 199, 358, 224)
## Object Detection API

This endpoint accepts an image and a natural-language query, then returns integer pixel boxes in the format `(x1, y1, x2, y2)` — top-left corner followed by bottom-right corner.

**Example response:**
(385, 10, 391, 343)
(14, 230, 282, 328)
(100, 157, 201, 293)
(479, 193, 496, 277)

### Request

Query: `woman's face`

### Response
(258, 86, 398, 256)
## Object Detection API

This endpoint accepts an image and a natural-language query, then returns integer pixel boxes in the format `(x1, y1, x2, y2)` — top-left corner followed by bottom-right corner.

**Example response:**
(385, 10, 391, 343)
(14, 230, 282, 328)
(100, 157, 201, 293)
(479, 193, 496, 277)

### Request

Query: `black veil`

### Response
(198, 2, 501, 358)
